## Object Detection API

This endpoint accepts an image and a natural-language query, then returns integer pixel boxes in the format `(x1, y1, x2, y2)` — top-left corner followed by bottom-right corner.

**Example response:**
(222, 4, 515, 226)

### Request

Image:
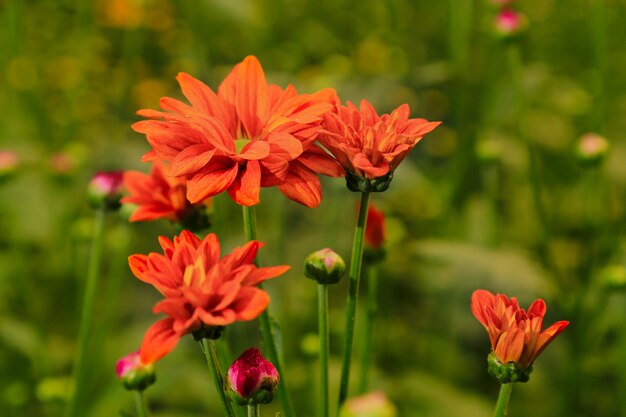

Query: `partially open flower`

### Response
(471, 289, 569, 383)
(122, 161, 212, 231)
(87, 171, 125, 209)
(227, 348, 279, 405)
(115, 351, 156, 391)
(304, 248, 346, 285)
(319, 99, 440, 193)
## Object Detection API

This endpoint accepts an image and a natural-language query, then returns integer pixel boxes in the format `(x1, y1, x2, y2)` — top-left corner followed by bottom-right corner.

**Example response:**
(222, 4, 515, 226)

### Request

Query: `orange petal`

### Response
(277, 162, 322, 208)
(186, 158, 238, 203)
(177, 72, 231, 123)
(241, 265, 291, 286)
(139, 318, 181, 364)
(170, 145, 216, 176)
(231, 287, 270, 321)
(298, 145, 344, 177)
(494, 327, 524, 364)
(238, 140, 270, 161)
(227, 160, 261, 206)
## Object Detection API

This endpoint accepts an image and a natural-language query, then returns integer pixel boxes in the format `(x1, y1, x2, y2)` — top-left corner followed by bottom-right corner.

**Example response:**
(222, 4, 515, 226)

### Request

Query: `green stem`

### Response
(200, 339, 237, 417)
(493, 383, 513, 417)
(65, 207, 106, 417)
(358, 264, 379, 394)
(241, 205, 295, 417)
(338, 191, 372, 408)
(318, 284, 329, 417)
(247, 404, 260, 417)
(133, 391, 149, 417)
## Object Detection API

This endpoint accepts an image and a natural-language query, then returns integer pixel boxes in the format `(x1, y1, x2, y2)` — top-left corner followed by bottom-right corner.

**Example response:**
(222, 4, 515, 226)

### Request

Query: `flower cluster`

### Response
(471, 289, 569, 382)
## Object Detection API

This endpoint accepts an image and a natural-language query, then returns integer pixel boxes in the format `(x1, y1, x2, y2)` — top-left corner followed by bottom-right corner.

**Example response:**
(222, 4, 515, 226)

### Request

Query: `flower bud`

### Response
(304, 248, 346, 285)
(339, 391, 397, 417)
(115, 351, 156, 391)
(227, 348, 279, 405)
(0, 150, 20, 181)
(364, 204, 386, 262)
(575, 132, 609, 165)
(345, 171, 394, 193)
(87, 171, 124, 210)
(494, 9, 527, 38)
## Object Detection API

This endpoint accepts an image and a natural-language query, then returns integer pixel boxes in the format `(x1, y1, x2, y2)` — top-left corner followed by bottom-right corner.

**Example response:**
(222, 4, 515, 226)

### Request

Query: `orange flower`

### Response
(122, 161, 211, 228)
(129, 231, 290, 363)
(319, 99, 440, 192)
(471, 289, 569, 372)
(132, 56, 343, 208)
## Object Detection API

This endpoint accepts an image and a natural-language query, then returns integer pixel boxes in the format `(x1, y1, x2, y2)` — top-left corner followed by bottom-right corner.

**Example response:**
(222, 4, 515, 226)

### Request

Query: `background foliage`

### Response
(1, 0, 626, 416)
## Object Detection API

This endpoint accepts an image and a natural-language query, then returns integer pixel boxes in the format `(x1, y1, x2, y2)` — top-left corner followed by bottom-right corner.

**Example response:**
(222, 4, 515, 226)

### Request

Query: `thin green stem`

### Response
(247, 404, 260, 417)
(241, 205, 295, 417)
(133, 391, 149, 417)
(200, 339, 237, 417)
(493, 383, 513, 417)
(358, 264, 379, 394)
(65, 207, 106, 417)
(338, 191, 372, 408)
(318, 284, 329, 417)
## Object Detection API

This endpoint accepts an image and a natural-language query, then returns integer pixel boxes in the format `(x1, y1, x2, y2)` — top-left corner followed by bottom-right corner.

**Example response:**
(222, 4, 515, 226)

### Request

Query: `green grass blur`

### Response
(1, 0, 626, 416)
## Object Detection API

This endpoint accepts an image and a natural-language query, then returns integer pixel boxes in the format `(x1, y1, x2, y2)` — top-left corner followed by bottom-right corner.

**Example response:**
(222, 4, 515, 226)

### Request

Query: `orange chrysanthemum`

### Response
(122, 161, 211, 228)
(129, 231, 290, 363)
(319, 99, 440, 191)
(132, 56, 343, 208)
(471, 289, 569, 371)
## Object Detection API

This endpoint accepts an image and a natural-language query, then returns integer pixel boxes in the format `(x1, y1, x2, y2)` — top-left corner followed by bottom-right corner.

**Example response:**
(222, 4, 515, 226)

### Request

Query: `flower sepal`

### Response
(487, 352, 533, 384)
(346, 171, 394, 193)
(192, 325, 226, 341)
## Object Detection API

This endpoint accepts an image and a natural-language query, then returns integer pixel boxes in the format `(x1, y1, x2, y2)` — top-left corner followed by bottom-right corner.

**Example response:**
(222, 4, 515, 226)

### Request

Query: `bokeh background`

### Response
(1, 0, 626, 416)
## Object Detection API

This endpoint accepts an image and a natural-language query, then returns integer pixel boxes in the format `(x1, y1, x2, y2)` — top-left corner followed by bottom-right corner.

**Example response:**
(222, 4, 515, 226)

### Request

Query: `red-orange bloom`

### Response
(132, 56, 343, 208)
(122, 161, 211, 224)
(471, 289, 569, 370)
(129, 231, 290, 363)
(319, 99, 441, 181)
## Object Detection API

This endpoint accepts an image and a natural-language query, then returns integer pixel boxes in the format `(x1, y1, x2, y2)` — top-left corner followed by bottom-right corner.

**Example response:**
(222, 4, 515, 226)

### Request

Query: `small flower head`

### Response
(364, 203, 386, 261)
(304, 248, 346, 285)
(575, 132, 609, 165)
(129, 231, 290, 363)
(339, 391, 397, 417)
(471, 289, 569, 383)
(87, 171, 125, 209)
(319, 99, 440, 193)
(494, 9, 528, 38)
(115, 351, 156, 391)
(122, 161, 212, 231)
(227, 348, 279, 405)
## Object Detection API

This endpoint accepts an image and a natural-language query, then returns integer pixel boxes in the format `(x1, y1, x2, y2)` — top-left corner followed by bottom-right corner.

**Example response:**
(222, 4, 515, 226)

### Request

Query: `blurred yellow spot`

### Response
(355, 38, 390, 75)
(6, 57, 38, 90)
(46, 56, 81, 91)
(422, 125, 457, 158)
(96, 0, 144, 28)
(133, 78, 169, 108)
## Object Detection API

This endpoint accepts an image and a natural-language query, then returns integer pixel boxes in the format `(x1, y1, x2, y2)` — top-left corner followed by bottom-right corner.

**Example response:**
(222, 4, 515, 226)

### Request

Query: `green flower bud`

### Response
(346, 171, 394, 193)
(487, 352, 533, 384)
(304, 248, 346, 285)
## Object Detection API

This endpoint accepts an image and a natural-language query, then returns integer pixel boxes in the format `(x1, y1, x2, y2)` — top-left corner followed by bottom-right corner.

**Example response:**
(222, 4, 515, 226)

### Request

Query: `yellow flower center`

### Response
(235, 138, 251, 154)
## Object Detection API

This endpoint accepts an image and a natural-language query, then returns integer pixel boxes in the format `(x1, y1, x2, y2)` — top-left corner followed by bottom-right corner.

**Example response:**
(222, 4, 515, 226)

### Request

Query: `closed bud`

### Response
(115, 351, 156, 391)
(227, 348, 279, 405)
(304, 248, 346, 285)
(87, 171, 124, 210)
(339, 391, 397, 417)
(575, 133, 609, 165)
(494, 9, 527, 39)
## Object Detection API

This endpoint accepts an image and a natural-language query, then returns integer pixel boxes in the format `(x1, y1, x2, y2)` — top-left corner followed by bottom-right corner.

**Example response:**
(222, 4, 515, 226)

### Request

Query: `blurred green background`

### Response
(1, 0, 626, 416)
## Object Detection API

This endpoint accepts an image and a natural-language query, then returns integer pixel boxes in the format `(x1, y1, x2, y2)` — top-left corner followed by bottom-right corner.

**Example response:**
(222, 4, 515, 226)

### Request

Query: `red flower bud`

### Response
(87, 171, 125, 210)
(227, 348, 279, 405)
(115, 351, 156, 391)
